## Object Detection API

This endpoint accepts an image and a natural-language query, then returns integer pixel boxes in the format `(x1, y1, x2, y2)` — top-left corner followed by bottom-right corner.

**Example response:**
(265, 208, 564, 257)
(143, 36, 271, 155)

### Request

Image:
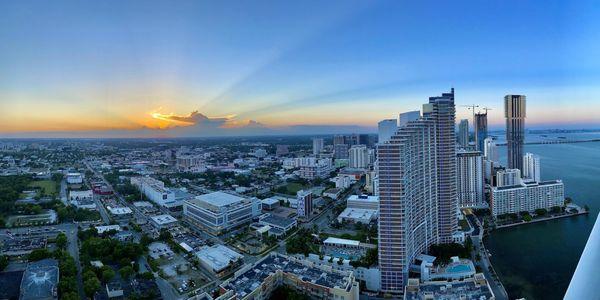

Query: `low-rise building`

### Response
(258, 215, 297, 236)
(347, 195, 379, 210)
(68, 190, 96, 210)
(323, 188, 342, 200)
(149, 214, 178, 230)
(66, 172, 83, 184)
(260, 197, 280, 211)
(20, 259, 59, 300)
(404, 273, 495, 300)
(183, 191, 261, 235)
(217, 253, 359, 300)
(337, 208, 378, 224)
(195, 245, 243, 276)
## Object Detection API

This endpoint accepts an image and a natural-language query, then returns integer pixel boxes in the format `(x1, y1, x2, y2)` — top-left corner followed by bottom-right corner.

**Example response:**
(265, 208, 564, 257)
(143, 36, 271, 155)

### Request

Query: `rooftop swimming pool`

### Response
(446, 263, 473, 274)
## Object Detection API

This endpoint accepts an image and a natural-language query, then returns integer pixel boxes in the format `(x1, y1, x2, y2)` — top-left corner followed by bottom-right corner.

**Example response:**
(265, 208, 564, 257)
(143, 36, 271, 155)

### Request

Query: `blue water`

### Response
(484, 136, 600, 300)
(447, 264, 472, 273)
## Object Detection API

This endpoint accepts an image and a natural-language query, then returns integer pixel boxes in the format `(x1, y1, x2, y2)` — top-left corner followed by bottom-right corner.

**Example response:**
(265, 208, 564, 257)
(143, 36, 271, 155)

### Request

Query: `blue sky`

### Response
(0, 0, 599, 137)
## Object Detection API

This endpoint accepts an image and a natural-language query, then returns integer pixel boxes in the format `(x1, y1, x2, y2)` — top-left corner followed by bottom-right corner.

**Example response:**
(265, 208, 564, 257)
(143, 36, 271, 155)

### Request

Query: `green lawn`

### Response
(28, 180, 58, 196)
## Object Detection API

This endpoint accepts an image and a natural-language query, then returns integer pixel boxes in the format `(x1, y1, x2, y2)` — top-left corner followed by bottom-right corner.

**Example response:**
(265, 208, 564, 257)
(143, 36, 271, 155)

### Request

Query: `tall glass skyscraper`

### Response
(377, 89, 458, 292)
(504, 95, 526, 172)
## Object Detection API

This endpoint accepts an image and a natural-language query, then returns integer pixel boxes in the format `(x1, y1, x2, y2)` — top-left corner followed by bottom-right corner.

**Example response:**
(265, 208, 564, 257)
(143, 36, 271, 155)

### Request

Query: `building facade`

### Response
(474, 112, 487, 152)
(456, 151, 485, 208)
(312, 138, 324, 155)
(523, 152, 541, 182)
(296, 190, 312, 219)
(183, 192, 261, 235)
(378, 119, 398, 144)
(130, 176, 175, 207)
(458, 119, 469, 149)
(491, 180, 564, 216)
(505, 94, 526, 172)
(349, 145, 369, 169)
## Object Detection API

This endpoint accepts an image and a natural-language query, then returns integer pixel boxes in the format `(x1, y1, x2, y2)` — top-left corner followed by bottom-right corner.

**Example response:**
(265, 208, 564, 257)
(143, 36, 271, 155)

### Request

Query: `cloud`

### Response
(151, 110, 235, 128)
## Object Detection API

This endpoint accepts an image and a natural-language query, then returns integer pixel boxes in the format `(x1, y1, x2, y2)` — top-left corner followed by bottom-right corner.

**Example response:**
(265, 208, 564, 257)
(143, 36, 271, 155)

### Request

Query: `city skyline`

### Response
(1, 0, 600, 138)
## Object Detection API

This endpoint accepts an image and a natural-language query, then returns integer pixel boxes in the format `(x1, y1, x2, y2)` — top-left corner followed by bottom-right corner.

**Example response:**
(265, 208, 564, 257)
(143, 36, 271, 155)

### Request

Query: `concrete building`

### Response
(258, 215, 297, 236)
(20, 259, 59, 300)
(483, 137, 498, 162)
(149, 214, 178, 230)
(456, 151, 485, 208)
(458, 119, 469, 149)
(349, 145, 369, 169)
(176, 154, 205, 172)
(337, 208, 378, 224)
(399, 110, 420, 127)
(505, 94, 526, 172)
(474, 112, 488, 152)
(312, 138, 324, 155)
(68, 190, 96, 209)
(65, 172, 83, 184)
(130, 176, 176, 207)
(496, 169, 522, 187)
(296, 190, 312, 219)
(347, 194, 379, 210)
(298, 158, 333, 180)
(217, 253, 359, 300)
(404, 273, 495, 300)
(377, 89, 458, 292)
(523, 152, 541, 182)
(195, 245, 243, 276)
(378, 119, 398, 144)
(333, 143, 349, 159)
(183, 191, 261, 235)
(491, 180, 565, 216)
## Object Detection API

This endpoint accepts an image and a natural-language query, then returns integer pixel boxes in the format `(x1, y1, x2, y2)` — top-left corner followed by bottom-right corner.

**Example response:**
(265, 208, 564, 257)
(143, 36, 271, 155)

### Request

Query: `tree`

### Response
(60, 291, 79, 300)
(28, 248, 53, 261)
(84, 276, 101, 298)
(119, 265, 134, 279)
(101, 268, 116, 283)
(56, 232, 68, 249)
(0, 255, 8, 271)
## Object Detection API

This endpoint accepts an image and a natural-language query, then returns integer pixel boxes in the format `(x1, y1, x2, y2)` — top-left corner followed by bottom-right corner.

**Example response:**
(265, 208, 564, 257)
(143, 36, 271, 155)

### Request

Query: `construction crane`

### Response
(480, 107, 493, 115)
(461, 104, 479, 128)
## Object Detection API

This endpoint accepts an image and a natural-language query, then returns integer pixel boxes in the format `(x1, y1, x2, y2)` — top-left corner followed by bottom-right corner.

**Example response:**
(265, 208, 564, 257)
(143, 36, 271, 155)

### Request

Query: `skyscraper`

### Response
(456, 150, 484, 208)
(474, 112, 488, 152)
(505, 95, 526, 172)
(377, 89, 458, 292)
(377, 117, 438, 292)
(378, 119, 398, 144)
(496, 169, 522, 187)
(424, 88, 458, 243)
(458, 119, 469, 148)
(312, 138, 324, 155)
(349, 145, 369, 169)
(523, 152, 541, 182)
(483, 137, 498, 162)
(399, 110, 420, 127)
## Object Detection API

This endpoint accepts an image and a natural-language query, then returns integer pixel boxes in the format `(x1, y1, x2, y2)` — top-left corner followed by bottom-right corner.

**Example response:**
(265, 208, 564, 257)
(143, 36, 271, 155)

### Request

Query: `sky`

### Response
(1, 0, 599, 138)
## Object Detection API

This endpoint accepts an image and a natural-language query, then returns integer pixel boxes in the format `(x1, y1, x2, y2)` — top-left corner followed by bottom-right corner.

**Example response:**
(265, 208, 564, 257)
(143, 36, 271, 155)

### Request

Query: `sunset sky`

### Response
(1, 0, 599, 137)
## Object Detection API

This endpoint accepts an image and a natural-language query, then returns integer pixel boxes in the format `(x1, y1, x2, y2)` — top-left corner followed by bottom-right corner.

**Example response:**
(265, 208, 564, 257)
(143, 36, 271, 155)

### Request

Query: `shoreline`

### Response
(495, 211, 588, 229)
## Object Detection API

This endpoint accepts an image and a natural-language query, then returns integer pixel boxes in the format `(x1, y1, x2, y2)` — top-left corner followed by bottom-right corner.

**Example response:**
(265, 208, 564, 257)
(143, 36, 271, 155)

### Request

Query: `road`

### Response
(467, 214, 509, 300)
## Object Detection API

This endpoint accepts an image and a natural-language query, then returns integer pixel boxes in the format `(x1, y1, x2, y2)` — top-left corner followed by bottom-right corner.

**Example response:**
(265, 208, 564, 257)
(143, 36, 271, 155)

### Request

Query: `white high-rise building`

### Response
(378, 89, 457, 292)
(312, 138, 324, 155)
(399, 110, 420, 127)
(456, 150, 485, 208)
(491, 180, 564, 216)
(483, 137, 498, 162)
(496, 169, 522, 187)
(523, 153, 541, 182)
(378, 119, 398, 144)
(349, 145, 369, 169)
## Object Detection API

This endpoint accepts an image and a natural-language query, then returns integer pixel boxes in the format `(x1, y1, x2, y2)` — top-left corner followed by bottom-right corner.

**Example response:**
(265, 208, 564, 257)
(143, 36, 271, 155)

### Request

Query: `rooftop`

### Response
(404, 275, 494, 300)
(150, 214, 178, 225)
(261, 197, 280, 206)
(221, 253, 353, 298)
(20, 259, 59, 300)
(324, 237, 360, 247)
(192, 191, 245, 208)
(196, 245, 243, 273)
(348, 195, 379, 203)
